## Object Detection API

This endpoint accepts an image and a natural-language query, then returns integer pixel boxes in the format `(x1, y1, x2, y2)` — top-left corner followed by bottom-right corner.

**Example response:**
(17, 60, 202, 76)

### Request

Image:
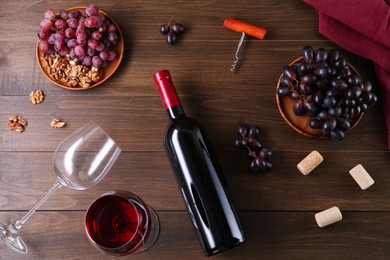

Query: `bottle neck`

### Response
(153, 70, 185, 121)
(167, 104, 186, 121)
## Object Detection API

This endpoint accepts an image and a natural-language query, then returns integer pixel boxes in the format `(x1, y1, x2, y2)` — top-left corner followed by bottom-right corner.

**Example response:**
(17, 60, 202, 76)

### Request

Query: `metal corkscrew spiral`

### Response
(230, 32, 246, 72)
(223, 17, 267, 73)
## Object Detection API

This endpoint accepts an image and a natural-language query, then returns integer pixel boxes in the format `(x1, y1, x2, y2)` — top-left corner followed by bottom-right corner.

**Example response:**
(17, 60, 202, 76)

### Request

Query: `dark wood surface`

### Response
(1, 0, 389, 259)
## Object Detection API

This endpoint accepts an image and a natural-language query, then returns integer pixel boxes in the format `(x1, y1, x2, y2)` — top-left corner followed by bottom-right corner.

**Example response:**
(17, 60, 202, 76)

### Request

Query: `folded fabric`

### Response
(304, 0, 390, 149)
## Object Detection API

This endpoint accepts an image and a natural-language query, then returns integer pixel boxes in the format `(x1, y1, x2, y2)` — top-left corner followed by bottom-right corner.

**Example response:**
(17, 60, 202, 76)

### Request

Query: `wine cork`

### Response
(349, 164, 374, 190)
(315, 206, 342, 228)
(297, 150, 323, 175)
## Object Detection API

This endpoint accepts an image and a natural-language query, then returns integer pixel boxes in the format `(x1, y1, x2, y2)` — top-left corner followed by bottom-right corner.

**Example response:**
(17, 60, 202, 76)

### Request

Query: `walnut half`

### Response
(50, 118, 66, 128)
(29, 90, 45, 104)
(8, 115, 28, 133)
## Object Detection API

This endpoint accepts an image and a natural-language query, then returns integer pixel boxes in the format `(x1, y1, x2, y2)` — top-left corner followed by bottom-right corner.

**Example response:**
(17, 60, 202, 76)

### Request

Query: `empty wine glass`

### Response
(0, 121, 122, 254)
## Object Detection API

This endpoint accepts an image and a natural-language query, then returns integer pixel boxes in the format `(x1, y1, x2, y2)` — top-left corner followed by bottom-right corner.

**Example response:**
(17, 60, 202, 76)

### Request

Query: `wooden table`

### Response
(1, 0, 389, 259)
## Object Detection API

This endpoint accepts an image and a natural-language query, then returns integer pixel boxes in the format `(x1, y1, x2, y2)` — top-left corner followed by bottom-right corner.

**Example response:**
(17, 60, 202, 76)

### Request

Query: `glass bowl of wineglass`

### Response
(0, 121, 122, 254)
(85, 191, 160, 256)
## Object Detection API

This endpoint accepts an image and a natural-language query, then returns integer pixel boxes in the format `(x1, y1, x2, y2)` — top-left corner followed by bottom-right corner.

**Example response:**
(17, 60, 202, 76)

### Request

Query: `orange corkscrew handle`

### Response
(223, 17, 267, 40)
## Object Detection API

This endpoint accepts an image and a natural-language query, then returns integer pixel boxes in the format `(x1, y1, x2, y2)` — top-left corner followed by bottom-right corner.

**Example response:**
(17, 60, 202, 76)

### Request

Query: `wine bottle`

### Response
(153, 70, 246, 256)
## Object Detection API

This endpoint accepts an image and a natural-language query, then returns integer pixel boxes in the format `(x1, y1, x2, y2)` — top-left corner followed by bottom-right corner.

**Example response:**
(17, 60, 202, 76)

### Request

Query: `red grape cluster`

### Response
(277, 46, 377, 140)
(37, 4, 118, 69)
(234, 124, 272, 173)
(159, 21, 185, 44)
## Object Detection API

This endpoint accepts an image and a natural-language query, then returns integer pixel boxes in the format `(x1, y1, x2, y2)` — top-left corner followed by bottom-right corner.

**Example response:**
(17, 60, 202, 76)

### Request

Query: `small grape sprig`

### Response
(159, 18, 185, 44)
(234, 124, 273, 173)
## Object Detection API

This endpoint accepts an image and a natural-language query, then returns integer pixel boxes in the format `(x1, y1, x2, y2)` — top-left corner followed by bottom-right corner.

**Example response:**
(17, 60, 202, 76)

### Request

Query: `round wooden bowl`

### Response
(276, 57, 363, 138)
(36, 7, 124, 90)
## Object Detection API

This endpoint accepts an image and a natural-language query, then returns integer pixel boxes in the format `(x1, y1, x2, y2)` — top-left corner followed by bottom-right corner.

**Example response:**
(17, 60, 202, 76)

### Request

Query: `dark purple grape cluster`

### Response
(159, 21, 185, 44)
(234, 124, 272, 173)
(37, 4, 118, 69)
(277, 46, 377, 140)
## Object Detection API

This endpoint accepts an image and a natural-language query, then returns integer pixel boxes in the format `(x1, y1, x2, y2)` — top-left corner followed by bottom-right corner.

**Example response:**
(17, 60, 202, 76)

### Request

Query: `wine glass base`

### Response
(0, 224, 28, 254)
(136, 206, 160, 254)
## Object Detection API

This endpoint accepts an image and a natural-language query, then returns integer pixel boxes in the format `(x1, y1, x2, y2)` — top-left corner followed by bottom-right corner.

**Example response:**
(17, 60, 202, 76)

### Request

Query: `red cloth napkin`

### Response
(304, 0, 390, 149)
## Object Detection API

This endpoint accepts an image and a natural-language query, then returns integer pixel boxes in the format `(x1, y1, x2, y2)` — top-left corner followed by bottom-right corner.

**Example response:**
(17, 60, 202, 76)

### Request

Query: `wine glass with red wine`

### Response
(85, 191, 159, 256)
(0, 121, 122, 254)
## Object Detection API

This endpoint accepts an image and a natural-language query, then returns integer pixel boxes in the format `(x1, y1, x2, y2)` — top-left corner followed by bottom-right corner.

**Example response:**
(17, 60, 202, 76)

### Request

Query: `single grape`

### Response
(277, 86, 290, 97)
(59, 10, 68, 20)
(299, 83, 312, 95)
(92, 55, 103, 67)
(166, 31, 177, 44)
(297, 62, 311, 76)
(55, 19, 67, 30)
(107, 23, 117, 33)
(95, 41, 105, 52)
(362, 81, 373, 92)
(64, 27, 75, 38)
(44, 8, 56, 20)
(99, 51, 109, 61)
(322, 118, 337, 131)
(171, 23, 185, 34)
(313, 91, 325, 105)
(350, 106, 361, 117)
(234, 138, 248, 149)
(108, 32, 118, 43)
(301, 73, 317, 85)
(328, 106, 342, 117)
(67, 38, 78, 48)
(69, 48, 77, 59)
(107, 51, 117, 61)
(86, 4, 99, 17)
(314, 48, 328, 63)
(334, 58, 347, 70)
(67, 18, 79, 28)
(346, 85, 363, 99)
(249, 160, 260, 173)
(48, 34, 55, 44)
(327, 49, 341, 65)
(38, 39, 50, 53)
(360, 103, 368, 112)
(37, 29, 50, 40)
(367, 93, 377, 105)
(309, 118, 322, 129)
(304, 100, 319, 116)
(74, 45, 85, 57)
(338, 66, 352, 78)
(317, 110, 329, 121)
(330, 129, 345, 140)
(40, 19, 53, 32)
(91, 31, 102, 40)
(302, 46, 314, 64)
(88, 39, 98, 49)
(248, 125, 260, 138)
(260, 148, 272, 159)
(293, 101, 305, 116)
(282, 66, 298, 80)
(338, 117, 351, 130)
(323, 96, 337, 108)
(314, 64, 330, 79)
(237, 124, 248, 137)
(160, 24, 170, 34)
(87, 47, 95, 56)
(279, 75, 292, 87)
(85, 17, 97, 28)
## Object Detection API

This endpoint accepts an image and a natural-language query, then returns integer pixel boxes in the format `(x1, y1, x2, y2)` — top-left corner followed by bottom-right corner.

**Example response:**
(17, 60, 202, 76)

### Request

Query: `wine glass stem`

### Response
(11, 180, 62, 233)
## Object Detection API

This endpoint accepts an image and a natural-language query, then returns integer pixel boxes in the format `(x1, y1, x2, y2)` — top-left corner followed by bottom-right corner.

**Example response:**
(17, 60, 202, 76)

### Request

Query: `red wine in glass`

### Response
(85, 191, 159, 256)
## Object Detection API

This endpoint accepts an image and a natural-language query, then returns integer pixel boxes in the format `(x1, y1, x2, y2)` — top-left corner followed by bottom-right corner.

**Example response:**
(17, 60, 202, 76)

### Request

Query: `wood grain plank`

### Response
(0, 95, 386, 152)
(0, 211, 389, 259)
(0, 151, 389, 211)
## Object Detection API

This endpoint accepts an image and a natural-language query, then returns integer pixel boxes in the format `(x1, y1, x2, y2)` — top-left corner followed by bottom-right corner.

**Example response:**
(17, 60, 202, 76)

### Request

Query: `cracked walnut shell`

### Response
(8, 115, 28, 133)
(50, 118, 66, 128)
(30, 90, 45, 104)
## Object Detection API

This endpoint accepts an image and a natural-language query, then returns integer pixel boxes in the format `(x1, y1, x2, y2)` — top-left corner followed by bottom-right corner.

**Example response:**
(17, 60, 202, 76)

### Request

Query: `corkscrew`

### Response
(223, 17, 267, 72)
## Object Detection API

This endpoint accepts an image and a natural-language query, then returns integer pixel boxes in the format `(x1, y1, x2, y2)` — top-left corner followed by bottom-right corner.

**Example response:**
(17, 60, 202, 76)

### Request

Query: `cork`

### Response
(349, 164, 374, 190)
(315, 206, 342, 228)
(297, 150, 323, 175)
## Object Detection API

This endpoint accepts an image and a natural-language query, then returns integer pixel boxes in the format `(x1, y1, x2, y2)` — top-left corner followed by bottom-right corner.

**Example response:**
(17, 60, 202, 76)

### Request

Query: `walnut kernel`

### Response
(29, 90, 45, 104)
(8, 115, 28, 133)
(51, 118, 66, 128)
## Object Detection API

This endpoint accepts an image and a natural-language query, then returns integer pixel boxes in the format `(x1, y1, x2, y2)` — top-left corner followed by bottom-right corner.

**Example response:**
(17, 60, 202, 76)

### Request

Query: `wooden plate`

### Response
(36, 7, 124, 90)
(276, 57, 363, 138)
